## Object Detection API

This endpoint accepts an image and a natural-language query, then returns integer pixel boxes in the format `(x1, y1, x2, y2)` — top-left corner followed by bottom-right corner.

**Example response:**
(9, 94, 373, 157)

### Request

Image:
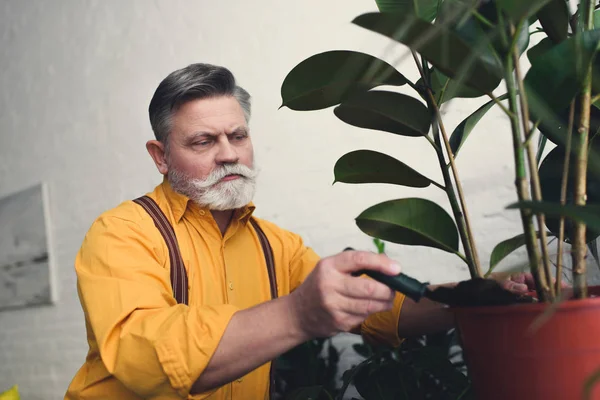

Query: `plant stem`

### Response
(556, 102, 575, 294)
(487, 92, 514, 118)
(505, 53, 549, 302)
(412, 50, 482, 278)
(511, 24, 555, 299)
(430, 96, 483, 277)
(572, 0, 595, 299)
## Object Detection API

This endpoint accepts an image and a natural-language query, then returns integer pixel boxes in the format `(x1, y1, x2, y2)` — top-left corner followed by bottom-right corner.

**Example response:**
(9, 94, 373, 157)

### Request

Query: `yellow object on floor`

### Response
(0, 385, 19, 400)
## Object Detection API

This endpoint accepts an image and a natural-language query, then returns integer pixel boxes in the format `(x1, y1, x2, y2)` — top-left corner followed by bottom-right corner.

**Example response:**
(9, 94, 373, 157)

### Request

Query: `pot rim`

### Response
(449, 285, 600, 315)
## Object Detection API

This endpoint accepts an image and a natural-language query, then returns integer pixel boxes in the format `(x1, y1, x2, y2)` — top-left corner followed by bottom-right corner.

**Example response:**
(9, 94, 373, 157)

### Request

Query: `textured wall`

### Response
(0, 1, 590, 399)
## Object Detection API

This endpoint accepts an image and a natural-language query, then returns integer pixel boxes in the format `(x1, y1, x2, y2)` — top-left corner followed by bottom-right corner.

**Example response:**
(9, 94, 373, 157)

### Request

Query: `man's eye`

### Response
(234, 134, 246, 141)
(194, 140, 211, 147)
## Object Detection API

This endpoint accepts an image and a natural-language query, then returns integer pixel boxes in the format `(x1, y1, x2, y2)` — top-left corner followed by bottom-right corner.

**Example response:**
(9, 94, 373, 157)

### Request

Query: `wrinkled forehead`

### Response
(172, 96, 247, 136)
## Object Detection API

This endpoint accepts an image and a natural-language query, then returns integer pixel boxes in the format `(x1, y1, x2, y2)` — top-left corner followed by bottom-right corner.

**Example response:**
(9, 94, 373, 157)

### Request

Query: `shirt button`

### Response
(229, 281, 234, 290)
(237, 378, 243, 383)
(199, 210, 206, 216)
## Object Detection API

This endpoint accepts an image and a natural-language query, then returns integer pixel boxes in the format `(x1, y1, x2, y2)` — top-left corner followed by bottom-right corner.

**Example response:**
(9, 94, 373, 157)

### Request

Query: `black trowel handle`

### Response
(342, 247, 429, 302)
(355, 270, 429, 302)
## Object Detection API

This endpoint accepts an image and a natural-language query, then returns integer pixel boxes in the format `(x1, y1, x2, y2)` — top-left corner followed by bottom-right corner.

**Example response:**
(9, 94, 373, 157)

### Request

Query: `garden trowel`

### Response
(345, 247, 536, 307)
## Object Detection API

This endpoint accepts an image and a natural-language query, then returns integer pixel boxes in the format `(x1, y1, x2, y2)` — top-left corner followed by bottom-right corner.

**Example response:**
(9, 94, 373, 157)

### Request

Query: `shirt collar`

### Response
(160, 177, 256, 224)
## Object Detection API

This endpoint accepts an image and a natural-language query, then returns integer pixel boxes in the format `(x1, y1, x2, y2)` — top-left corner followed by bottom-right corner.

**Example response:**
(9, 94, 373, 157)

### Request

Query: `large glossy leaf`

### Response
(537, 0, 569, 43)
(525, 30, 600, 143)
(449, 93, 509, 157)
(527, 38, 554, 67)
(333, 90, 430, 136)
(507, 201, 600, 233)
(486, 231, 554, 276)
(281, 51, 408, 111)
(496, 0, 553, 22)
(333, 150, 433, 187)
(429, 69, 485, 104)
(356, 198, 460, 253)
(595, 9, 600, 29)
(538, 146, 600, 242)
(352, 13, 503, 93)
(375, 0, 440, 22)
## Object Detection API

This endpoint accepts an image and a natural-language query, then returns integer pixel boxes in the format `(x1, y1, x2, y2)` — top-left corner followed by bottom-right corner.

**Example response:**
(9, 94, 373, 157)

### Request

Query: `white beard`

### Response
(167, 163, 258, 211)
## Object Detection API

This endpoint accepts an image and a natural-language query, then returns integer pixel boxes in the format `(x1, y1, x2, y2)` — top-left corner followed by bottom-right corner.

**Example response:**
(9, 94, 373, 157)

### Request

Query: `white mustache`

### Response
(194, 163, 257, 188)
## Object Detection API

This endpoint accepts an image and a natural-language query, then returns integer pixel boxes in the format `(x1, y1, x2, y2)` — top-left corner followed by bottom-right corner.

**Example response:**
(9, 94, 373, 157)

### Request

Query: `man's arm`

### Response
(190, 296, 305, 393)
(396, 276, 535, 337)
(192, 250, 401, 394)
(397, 285, 455, 338)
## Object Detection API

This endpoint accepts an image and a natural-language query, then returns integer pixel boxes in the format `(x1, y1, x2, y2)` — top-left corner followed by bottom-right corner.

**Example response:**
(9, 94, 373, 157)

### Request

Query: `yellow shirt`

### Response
(65, 179, 405, 400)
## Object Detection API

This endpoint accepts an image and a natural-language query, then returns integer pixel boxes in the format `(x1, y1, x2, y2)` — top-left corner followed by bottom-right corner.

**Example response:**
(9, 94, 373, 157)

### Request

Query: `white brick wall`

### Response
(0, 1, 596, 399)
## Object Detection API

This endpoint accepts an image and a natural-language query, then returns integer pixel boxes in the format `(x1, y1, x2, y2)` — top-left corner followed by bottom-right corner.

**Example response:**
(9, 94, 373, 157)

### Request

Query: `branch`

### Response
(511, 23, 555, 299)
(505, 47, 548, 302)
(556, 101, 575, 293)
(571, 0, 595, 299)
(412, 51, 482, 278)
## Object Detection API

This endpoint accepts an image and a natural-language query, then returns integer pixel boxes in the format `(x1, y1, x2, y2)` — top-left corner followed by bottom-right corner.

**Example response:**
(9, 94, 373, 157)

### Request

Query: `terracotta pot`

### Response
(453, 286, 600, 400)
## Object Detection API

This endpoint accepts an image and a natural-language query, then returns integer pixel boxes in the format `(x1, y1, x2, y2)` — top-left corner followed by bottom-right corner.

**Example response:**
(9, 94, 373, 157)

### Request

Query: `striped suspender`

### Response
(133, 195, 278, 303)
(134, 195, 278, 398)
(133, 196, 189, 304)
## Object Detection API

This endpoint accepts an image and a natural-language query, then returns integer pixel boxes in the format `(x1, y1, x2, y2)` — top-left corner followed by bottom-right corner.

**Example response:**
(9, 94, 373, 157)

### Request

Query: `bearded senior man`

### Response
(66, 63, 533, 400)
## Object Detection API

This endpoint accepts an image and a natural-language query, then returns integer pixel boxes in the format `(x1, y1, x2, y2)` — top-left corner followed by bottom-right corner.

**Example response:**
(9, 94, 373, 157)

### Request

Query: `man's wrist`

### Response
(280, 294, 312, 343)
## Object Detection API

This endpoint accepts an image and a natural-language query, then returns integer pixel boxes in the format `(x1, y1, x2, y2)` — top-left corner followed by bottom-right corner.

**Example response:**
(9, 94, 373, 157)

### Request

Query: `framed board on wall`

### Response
(0, 183, 55, 310)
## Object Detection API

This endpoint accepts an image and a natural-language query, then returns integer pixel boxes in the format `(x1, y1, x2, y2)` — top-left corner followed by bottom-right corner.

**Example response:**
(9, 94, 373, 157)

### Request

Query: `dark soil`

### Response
(427, 278, 538, 307)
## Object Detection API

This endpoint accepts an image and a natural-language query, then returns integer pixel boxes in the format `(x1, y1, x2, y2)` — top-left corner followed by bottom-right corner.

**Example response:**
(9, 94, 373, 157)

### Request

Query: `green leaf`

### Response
(496, 0, 553, 22)
(538, 146, 600, 242)
(525, 30, 600, 142)
(589, 239, 600, 269)
(527, 38, 554, 65)
(486, 231, 555, 276)
(333, 150, 434, 187)
(583, 367, 600, 400)
(333, 90, 430, 137)
(429, 69, 485, 104)
(356, 198, 460, 253)
(449, 93, 509, 157)
(352, 12, 502, 93)
(536, 133, 548, 166)
(375, 0, 440, 22)
(506, 201, 600, 233)
(595, 10, 600, 29)
(536, 0, 569, 43)
(281, 50, 408, 111)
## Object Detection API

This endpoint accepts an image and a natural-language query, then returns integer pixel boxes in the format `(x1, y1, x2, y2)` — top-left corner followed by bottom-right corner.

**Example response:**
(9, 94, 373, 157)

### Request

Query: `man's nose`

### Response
(215, 140, 239, 164)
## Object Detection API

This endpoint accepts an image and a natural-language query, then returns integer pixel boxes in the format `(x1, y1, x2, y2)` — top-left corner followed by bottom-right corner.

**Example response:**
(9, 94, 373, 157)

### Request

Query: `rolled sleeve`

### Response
(76, 215, 238, 398)
(360, 292, 406, 348)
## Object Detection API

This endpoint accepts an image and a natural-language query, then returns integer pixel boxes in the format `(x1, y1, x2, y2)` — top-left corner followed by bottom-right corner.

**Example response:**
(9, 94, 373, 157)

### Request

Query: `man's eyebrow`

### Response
(227, 126, 249, 136)
(186, 132, 216, 142)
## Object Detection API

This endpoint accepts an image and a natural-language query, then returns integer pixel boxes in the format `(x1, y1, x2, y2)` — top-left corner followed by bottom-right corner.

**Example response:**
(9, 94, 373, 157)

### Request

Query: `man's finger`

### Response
(339, 275, 396, 301)
(335, 250, 401, 276)
(339, 297, 395, 317)
(502, 280, 528, 293)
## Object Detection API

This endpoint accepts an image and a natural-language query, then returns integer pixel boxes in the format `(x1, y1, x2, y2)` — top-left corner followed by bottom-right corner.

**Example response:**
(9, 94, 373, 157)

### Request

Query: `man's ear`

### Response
(146, 140, 168, 174)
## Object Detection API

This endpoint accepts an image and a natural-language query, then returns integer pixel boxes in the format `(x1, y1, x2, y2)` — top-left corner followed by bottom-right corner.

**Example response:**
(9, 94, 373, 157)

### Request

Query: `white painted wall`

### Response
(0, 1, 595, 399)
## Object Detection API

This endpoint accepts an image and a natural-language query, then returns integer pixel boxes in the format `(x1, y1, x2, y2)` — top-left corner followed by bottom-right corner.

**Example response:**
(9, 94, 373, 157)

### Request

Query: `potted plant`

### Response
(279, 0, 600, 398)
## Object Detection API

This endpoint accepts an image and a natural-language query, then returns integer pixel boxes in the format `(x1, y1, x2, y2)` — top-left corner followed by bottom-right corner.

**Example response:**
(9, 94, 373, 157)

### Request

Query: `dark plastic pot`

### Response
(453, 286, 600, 400)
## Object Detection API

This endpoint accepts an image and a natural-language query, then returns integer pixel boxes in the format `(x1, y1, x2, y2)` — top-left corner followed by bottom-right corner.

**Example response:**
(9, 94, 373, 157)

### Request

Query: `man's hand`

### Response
(288, 250, 400, 338)
(494, 272, 570, 294)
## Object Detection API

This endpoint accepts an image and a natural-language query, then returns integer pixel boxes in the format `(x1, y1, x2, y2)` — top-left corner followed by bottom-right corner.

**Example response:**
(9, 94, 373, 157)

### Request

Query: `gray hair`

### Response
(148, 63, 251, 144)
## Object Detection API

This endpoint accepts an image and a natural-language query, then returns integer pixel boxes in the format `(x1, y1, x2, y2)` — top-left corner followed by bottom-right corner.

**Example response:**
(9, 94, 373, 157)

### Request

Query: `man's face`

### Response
(164, 96, 257, 210)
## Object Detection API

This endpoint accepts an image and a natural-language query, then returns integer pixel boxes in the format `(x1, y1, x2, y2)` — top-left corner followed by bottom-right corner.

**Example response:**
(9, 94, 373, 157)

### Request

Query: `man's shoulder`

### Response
(88, 187, 166, 233)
